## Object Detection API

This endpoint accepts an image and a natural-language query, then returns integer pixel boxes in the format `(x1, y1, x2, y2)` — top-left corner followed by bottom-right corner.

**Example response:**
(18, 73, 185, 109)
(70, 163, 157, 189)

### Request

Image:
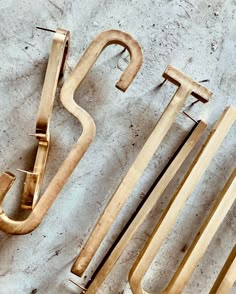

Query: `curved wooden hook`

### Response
(0, 29, 142, 234)
(61, 29, 143, 97)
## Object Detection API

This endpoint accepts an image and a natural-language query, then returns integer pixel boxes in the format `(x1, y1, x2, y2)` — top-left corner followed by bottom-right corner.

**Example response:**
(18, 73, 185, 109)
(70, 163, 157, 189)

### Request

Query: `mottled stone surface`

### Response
(0, 0, 235, 293)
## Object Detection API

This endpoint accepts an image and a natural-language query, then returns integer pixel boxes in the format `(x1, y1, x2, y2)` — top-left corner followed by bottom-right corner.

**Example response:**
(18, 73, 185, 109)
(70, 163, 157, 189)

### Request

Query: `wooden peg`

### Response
(86, 120, 207, 293)
(210, 245, 236, 294)
(71, 65, 212, 277)
(128, 107, 236, 294)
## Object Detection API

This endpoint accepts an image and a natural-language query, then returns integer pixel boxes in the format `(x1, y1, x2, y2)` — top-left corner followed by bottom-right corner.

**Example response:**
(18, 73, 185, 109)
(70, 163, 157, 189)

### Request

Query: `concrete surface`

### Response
(0, 0, 235, 293)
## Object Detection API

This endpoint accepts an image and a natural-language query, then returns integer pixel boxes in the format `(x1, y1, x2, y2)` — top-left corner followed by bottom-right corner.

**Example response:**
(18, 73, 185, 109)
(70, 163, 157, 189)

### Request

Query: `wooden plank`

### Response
(128, 107, 236, 294)
(162, 169, 236, 294)
(86, 120, 207, 293)
(72, 65, 212, 277)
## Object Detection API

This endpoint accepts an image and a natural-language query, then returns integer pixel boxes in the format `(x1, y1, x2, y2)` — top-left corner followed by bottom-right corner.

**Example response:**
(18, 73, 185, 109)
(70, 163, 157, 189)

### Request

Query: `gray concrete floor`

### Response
(0, 0, 235, 293)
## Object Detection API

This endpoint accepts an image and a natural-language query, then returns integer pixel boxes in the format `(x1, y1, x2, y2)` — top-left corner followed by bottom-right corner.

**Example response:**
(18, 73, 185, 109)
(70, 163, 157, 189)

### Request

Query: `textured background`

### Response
(0, 0, 235, 293)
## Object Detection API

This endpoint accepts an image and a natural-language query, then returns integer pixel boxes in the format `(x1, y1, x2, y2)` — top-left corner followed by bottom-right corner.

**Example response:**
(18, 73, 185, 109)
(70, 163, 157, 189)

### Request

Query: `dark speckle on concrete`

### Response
(181, 244, 188, 253)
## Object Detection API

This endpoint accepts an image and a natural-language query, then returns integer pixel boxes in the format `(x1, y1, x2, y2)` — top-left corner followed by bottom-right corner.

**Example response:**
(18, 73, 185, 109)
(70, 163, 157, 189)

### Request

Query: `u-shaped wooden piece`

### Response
(128, 107, 236, 294)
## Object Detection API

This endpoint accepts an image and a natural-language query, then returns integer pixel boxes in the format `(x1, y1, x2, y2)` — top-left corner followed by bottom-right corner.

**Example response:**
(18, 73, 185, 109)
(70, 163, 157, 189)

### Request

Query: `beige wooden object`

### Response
(210, 245, 236, 294)
(162, 168, 236, 294)
(128, 106, 236, 294)
(86, 120, 207, 293)
(21, 28, 70, 210)
(0, 29, 142, 235)
(72, 65, 212, 277)
(0, 29, 69, 211)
